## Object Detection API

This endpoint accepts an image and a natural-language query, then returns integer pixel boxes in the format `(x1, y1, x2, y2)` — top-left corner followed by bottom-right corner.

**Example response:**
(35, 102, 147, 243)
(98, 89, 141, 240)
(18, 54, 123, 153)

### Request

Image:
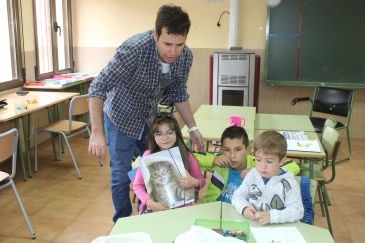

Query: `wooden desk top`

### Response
(110, 202, 334, 243)
(182, 117, 255, 142)
(23, 72, 95, 90)
(0, 91, 79, 122)
(194, 105, 256, 120)
(255, 113, 315, 132)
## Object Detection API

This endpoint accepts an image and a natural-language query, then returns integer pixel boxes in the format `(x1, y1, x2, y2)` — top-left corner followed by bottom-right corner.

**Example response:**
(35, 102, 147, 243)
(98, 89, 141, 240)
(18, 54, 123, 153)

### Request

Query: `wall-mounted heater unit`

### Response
(212, 52, 255, 106)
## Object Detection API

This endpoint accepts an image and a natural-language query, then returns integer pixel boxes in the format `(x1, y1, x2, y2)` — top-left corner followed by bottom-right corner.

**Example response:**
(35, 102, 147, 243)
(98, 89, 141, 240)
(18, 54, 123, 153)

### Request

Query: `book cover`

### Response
(139, 146, 195, 208)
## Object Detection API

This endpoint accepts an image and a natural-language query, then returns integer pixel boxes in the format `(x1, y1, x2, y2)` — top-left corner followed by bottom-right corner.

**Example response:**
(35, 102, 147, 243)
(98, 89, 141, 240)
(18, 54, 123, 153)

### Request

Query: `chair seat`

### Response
(0, 171, 10, 182)
(310, 117, 344, 133)
(40, 120, 87, 133)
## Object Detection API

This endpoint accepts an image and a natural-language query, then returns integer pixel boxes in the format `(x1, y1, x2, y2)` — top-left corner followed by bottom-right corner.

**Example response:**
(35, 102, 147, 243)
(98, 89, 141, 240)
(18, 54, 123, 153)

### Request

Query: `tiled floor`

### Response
(0, 135, 364, 242)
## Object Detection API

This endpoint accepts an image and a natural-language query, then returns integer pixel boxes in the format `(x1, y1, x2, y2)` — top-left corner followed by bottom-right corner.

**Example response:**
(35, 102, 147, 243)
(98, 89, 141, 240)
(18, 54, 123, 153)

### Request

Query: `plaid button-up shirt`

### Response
(89, 31, 193, 139)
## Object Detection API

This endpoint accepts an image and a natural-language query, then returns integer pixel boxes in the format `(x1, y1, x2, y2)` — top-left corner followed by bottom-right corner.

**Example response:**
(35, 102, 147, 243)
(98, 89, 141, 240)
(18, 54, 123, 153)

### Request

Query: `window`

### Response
(33, 0, 73, 80)
(0, 0, 24, 91)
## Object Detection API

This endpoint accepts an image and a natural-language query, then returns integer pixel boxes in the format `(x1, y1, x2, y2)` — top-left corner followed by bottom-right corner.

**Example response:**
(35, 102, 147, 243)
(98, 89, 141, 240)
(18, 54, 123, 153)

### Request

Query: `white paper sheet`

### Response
(174, 225, 245, 243)
(250, 226, 307, 243)
(286, 139, 321, 152)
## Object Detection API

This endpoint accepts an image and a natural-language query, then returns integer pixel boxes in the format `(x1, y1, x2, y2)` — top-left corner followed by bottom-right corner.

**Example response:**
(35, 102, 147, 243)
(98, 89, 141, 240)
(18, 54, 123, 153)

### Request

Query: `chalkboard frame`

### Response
(264, 0, 365, 89)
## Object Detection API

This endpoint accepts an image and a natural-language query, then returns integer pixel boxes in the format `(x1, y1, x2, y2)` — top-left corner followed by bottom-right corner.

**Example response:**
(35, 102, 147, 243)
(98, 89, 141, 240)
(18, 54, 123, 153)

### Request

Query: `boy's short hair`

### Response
(221, 126, 249, 148)
(155, 4, 190, 37)
(254, 130, 287, 160)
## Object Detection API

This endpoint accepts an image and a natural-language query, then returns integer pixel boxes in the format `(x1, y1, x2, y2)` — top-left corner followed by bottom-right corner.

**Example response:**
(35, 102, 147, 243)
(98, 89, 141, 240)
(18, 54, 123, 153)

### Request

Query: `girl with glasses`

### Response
(133, 112, 205, 213)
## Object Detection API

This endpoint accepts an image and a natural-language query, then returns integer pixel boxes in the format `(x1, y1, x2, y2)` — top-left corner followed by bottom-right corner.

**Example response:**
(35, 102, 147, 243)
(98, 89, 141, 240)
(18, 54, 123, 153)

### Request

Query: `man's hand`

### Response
(88, 97, 107, 160)
(174, 101, 205, 152)
(213, 154, 231, 167)
(88, 130, 108, 160)
(189, 129, 205, 152)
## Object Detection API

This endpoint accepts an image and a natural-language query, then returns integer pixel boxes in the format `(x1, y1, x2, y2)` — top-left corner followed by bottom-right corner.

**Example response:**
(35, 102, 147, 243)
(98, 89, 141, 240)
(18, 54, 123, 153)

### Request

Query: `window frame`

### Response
(0, 0, 25, 91)
(33, 0, 74, 81)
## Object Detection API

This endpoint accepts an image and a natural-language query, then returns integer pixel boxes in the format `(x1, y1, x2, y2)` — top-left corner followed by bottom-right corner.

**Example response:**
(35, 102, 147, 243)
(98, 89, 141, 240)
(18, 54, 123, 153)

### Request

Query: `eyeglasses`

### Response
(154, 130, 176, 139)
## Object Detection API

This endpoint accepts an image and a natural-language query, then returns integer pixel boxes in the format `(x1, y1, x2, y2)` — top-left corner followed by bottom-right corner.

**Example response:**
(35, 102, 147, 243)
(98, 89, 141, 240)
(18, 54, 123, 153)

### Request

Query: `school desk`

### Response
(255, 113, 315, 132)
(0, 91, 79, 180)
(182, 116, 255, 144)
(181, 105, 256, 150)
(109, 201, 334, 243)
(23, 72, 96, 94)
(193, 104, 256, 121)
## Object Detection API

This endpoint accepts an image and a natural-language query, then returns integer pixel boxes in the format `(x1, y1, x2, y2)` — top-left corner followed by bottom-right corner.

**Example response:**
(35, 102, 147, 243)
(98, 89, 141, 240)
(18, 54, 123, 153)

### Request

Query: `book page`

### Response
(286, 140, 321, 152)
(139, 147, 194, 208)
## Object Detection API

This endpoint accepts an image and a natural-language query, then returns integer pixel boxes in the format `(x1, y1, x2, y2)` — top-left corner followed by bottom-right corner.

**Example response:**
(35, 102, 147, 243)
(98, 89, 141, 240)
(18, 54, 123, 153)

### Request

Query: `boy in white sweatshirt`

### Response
(232, 130, 304, 225)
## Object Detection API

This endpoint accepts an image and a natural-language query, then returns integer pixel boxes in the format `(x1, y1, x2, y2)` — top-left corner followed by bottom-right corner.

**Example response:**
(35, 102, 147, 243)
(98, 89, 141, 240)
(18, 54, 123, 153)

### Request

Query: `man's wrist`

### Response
(188, 126, 199, 133)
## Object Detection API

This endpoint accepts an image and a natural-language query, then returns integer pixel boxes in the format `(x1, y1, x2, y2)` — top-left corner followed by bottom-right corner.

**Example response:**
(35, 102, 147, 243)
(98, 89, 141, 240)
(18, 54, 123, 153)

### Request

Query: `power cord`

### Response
(217, 11, 229, 27)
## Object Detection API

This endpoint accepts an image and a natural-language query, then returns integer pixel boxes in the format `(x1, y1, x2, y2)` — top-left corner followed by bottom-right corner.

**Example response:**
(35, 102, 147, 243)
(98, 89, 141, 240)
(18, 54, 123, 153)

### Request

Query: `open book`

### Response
(139, 147, 194, 208)
(280, 131, 321, 153)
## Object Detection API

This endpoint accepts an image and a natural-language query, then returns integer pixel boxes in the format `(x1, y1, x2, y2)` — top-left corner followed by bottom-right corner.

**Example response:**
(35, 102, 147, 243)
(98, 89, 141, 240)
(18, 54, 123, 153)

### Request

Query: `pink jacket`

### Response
(133, 150, 205, 213)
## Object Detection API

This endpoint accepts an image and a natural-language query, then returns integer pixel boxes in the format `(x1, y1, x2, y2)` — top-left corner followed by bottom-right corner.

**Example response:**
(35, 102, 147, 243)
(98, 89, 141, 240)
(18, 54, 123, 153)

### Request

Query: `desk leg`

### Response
(56, 104, 65, 153)
(22, 114, 32, 177)
(205, 141, 209, 152)
(307, 158, 314, 179)
(47, 107, 58, 160)
(55, 104, 65, 153)
(15, 119, 27, 181)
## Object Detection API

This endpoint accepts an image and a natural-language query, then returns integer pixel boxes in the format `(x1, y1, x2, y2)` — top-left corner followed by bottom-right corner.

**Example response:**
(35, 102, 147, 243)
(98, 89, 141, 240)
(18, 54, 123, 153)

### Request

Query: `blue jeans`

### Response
(104, 114, 147, 222)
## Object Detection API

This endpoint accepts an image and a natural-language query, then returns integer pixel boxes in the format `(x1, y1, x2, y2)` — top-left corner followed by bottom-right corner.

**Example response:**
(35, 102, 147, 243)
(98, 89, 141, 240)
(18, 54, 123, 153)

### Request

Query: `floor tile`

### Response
(35, 199, 90, 220)
(10, 215, 72, 241)
(53, 219, 112, 243)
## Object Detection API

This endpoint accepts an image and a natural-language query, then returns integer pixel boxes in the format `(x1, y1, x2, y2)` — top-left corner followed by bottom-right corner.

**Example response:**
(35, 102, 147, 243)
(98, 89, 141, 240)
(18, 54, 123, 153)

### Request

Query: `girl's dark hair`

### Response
(148, 112, 192, 171)
(155, 4, 190, 37)
(221, 126, 249, 148)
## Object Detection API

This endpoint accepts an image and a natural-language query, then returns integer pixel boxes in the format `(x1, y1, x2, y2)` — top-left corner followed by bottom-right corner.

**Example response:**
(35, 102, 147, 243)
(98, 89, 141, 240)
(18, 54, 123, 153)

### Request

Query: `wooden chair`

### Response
(291, 86, 355, 162)
(317, 126, 340, 236)
(0, 128, 36, 239)
(34, 94, 102, 179)
(300, 126, 340, 235)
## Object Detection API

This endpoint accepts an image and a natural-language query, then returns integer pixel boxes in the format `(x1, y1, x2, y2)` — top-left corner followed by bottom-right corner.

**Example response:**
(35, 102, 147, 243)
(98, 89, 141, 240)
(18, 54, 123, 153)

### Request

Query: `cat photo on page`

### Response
(139, 147, 194, 208)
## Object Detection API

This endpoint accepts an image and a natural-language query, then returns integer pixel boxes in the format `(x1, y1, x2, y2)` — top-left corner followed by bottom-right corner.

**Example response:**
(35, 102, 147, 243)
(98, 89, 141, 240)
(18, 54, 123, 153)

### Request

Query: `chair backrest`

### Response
(323, 117, 337, 129)
(68, 94, 89, 130)
(0, 128, 18, 179)
(322, 126, 339, 157)
(312, 87, 355, 118)
(321, 126, 341, 184)
(70, 94, 89, 117)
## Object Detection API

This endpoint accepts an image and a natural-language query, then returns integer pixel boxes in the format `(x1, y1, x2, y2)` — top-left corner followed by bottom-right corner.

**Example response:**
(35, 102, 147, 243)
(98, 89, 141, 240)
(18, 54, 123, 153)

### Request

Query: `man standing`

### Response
(88, 4, 204, 222)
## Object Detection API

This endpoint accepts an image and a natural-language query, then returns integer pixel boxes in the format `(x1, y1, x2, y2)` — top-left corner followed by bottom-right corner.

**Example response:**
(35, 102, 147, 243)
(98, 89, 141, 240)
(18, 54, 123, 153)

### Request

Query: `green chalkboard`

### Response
(265, 0, 365, 88)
